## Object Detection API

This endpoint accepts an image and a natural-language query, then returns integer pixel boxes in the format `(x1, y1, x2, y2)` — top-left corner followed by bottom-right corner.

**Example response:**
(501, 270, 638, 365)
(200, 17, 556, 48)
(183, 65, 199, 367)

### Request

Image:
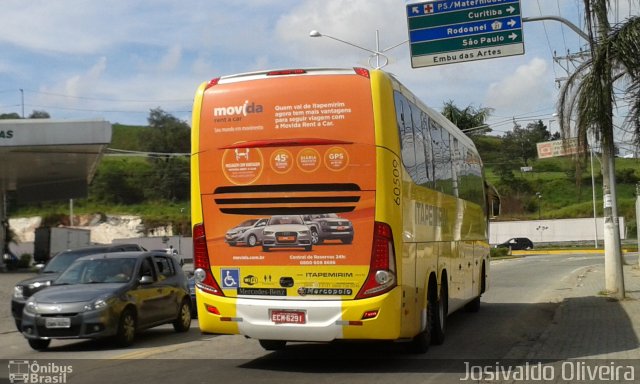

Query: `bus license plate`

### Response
(270, 310, 306, 324)
(45, 317, 71, 329)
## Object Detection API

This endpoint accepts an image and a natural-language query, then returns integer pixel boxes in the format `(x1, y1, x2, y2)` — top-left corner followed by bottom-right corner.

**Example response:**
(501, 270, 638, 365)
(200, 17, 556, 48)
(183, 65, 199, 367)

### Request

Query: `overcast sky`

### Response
(0, 1, 638, 145)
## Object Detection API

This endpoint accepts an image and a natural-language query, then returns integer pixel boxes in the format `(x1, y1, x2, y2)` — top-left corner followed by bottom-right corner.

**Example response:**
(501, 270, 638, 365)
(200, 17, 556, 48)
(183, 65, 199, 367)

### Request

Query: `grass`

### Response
(14, 200, 190, 224)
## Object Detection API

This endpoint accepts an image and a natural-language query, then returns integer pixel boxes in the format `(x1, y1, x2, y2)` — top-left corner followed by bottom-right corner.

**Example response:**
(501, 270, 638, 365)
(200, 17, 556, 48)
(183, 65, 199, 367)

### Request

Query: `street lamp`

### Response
(309, 29, 407, 69)
(535, 192, 542, 220)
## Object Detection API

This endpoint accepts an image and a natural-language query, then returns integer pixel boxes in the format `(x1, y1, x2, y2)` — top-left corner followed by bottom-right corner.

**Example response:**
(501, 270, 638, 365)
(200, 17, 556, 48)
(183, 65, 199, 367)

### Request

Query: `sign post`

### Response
(406, 0, 524, 68)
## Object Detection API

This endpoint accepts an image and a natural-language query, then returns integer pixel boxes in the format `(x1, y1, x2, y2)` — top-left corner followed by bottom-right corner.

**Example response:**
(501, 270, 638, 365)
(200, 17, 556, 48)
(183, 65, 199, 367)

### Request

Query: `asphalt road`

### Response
(0, 253, 612, 384)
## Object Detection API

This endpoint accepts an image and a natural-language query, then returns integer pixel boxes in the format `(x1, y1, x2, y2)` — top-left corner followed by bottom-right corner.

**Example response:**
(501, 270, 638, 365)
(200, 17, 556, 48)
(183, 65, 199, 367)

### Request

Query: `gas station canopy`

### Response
(0, 119, 112, 202)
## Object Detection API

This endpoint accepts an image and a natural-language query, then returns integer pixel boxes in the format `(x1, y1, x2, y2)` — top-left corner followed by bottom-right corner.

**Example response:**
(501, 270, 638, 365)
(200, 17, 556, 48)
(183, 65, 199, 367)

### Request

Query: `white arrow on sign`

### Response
(412, 6, 419, 14)
(508, 33, 518, 40)
(506, 6, 516, 13)
(508, 19, 516, 27)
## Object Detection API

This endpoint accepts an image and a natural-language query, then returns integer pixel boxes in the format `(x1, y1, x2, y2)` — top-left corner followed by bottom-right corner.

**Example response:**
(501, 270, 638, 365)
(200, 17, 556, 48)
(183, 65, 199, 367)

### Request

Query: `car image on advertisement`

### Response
(261, 215, 313, 252)
(20, 251, 191, 351)
(304, 213, 354, 245)
(224, 218, 268, 247)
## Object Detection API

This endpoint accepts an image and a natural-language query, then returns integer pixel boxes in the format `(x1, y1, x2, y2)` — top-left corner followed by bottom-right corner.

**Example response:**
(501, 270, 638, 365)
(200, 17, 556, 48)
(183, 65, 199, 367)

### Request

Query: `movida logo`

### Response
(214, 100, 263, 117)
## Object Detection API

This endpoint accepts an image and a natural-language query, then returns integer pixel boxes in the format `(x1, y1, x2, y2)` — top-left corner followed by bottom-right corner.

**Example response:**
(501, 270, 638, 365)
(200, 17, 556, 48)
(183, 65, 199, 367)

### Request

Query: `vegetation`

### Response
(7, 109, 640, 235)
(0, 37, 640, 236)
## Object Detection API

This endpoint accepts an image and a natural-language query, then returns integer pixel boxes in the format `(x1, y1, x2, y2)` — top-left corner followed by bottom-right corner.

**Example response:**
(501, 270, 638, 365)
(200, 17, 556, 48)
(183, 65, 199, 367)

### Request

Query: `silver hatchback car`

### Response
(21, 251, 191, 350)
(225, 218, 268, 247)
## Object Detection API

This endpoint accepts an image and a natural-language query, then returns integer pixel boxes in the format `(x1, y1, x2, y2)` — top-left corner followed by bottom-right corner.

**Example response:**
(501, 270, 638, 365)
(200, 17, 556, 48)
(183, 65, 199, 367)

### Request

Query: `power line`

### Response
(22, 103, 191, 115)
(556, 0, 569, 61)
(22, 89, 192, 104)
(105, 148, 189, 158)
(537, 0, 559, 80)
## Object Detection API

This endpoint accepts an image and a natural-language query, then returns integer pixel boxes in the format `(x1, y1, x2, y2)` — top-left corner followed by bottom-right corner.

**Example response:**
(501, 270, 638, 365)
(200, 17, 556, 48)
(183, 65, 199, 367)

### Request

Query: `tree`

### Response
(557, 0, 640, 298)
(441, 100, 493, 135)
(607, 15, 640, 145)
(142, 108, 190, 201)
(0, 113, 20, 120)
(501, 120, 553, 166)
(90, 159, 150, 204)
(29, 110, 50, 119)
(143, 108, 190, 153)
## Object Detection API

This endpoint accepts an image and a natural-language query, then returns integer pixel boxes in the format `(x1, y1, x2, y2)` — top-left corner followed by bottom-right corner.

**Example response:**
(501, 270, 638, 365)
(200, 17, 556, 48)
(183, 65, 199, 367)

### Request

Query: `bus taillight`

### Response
(205, 78, 220, 90)
(354, 67, 370, 78)
(193, 223, 224, 296)
(266, 69, 307, 76)
(355, 222, 397, 299)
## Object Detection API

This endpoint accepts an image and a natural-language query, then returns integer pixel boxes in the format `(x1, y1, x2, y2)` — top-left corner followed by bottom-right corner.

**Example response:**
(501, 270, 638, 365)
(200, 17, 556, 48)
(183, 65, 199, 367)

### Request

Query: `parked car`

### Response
(261, 215, 313, 252)
(11, 244, 145, 331)
(495, 237, 534, 250)
(225, 218, 268, 247)
(150, 247, 184, 266)
(303, 213, 354, 244)
(187, 274, 197, 319)
(21, 251, 191, 350)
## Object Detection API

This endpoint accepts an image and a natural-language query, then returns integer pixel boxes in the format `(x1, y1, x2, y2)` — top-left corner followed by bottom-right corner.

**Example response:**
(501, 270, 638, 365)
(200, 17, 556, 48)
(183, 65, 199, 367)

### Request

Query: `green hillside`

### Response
(8, 125, 640, 236)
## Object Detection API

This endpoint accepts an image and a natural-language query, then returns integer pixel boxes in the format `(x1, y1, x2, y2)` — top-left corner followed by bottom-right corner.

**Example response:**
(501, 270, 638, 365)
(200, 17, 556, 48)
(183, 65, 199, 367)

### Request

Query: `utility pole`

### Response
(19, 89, 24, 118)
(591, 0, 624, 298)
(525, 4, 624, 298)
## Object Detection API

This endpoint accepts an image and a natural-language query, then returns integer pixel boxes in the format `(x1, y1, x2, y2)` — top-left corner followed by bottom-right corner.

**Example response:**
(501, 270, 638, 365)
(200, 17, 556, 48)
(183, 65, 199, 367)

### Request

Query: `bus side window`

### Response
(394, 92, 417, 180)
(419, 111, 434, 187)
(431, 120, 453, 195)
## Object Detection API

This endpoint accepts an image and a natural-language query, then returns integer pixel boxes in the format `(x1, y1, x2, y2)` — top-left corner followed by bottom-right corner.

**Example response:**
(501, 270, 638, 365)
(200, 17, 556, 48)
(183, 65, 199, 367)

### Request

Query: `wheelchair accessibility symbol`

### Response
(221, 269, 240, 289)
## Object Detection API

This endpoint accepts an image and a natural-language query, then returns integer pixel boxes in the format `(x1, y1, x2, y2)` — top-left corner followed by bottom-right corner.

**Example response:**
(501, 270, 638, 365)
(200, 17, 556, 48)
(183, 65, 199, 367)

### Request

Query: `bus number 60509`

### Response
(392, 158, 401, 206)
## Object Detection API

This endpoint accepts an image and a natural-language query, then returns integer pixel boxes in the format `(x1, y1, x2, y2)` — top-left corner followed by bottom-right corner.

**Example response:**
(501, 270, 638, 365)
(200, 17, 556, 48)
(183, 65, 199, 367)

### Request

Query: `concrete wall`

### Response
(490, 217, 626, 245)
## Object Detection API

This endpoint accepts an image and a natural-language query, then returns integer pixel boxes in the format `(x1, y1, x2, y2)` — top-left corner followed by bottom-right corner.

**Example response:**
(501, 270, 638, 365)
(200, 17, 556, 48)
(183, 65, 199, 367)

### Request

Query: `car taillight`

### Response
(355, 222, 397, 299)
(193, 223, 224, 296)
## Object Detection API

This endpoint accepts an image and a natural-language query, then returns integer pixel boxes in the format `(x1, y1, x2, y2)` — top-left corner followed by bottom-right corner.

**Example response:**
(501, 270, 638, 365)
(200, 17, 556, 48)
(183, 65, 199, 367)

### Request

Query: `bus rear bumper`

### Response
(196, 288, 403, 342)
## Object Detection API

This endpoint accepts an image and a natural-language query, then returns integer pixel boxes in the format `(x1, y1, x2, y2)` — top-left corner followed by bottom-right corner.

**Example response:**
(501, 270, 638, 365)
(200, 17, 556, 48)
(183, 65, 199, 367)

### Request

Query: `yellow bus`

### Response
(191, 67, 493, 352)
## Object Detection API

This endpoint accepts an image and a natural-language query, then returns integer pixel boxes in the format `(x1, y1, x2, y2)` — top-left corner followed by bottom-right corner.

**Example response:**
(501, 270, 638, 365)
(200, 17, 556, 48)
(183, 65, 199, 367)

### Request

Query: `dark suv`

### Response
(11, 244, 145, 331)
(303, 213, 354, 244)
(495, 237, 534, 250)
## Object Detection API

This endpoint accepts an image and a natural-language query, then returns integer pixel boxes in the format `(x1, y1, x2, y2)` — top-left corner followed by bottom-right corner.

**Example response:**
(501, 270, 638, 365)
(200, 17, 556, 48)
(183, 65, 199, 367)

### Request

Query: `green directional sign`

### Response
(407, 0, 525, 68)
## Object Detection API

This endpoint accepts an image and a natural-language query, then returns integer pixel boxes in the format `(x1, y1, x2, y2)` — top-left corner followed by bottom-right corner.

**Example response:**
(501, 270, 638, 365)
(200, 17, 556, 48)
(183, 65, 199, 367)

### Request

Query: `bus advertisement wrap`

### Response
(198, 73, 377, 298)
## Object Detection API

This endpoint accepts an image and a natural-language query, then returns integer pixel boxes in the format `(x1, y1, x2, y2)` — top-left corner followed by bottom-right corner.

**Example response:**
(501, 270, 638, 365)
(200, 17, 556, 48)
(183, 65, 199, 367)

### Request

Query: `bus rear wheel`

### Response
(431, 281, 447, 345)
(408, 281, 436, 353)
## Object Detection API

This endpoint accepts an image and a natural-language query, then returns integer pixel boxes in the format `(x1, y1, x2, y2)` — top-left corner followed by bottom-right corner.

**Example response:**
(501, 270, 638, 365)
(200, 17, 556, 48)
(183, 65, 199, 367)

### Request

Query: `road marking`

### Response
(109, 343, 192, 359)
